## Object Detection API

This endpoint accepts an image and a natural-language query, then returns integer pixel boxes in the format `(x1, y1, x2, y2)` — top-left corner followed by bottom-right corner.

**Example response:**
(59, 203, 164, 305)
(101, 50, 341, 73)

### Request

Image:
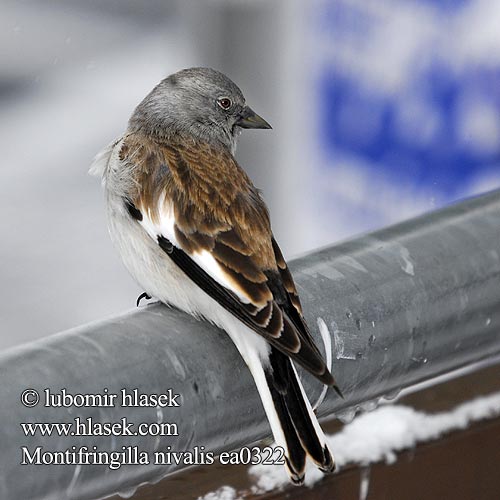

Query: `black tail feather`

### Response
(266, 347, 335, 479)
(265, 366, 306, 484)
(285, 360, 328, 466)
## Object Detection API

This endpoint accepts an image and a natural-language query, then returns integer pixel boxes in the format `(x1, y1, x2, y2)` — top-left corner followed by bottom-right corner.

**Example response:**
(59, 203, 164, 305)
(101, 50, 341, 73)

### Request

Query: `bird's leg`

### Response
(136, 292, 151, 307)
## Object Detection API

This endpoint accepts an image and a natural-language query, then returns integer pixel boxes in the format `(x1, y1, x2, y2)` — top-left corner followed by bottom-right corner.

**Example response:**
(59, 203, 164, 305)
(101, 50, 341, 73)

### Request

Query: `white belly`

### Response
(106, 190, 205, 317)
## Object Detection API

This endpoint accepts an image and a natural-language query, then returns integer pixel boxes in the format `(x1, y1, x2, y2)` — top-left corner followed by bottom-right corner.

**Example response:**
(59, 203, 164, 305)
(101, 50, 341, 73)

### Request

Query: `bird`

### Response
(90, 67, 340, 484)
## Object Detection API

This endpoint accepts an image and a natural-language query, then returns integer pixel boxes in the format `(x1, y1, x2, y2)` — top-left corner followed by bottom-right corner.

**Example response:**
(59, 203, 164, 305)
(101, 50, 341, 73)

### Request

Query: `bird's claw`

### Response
(136, 292, 151, 307)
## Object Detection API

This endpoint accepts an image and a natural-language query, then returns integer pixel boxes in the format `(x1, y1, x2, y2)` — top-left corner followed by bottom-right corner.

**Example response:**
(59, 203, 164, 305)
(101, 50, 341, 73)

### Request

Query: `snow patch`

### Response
(250, 391, 500, 493)
(359, 466, 371, 500)
(198, 486, 238, 500)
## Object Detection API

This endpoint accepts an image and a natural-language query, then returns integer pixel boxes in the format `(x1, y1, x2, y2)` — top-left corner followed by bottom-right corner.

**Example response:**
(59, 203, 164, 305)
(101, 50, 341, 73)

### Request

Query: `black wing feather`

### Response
(157, 234, 335, 386)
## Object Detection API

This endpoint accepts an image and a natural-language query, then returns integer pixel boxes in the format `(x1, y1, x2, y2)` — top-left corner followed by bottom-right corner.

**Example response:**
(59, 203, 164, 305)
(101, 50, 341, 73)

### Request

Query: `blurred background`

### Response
(1, 0, 499, 350)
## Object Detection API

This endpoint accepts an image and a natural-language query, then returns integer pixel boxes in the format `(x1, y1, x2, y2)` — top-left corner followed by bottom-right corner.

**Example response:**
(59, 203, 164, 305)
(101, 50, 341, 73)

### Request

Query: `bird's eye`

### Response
(217, 97, 232, 110)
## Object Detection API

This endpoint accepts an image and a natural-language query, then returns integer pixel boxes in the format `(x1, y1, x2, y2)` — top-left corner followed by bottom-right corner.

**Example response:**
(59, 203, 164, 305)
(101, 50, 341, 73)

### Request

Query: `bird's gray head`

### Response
(128, 67, 271, 153)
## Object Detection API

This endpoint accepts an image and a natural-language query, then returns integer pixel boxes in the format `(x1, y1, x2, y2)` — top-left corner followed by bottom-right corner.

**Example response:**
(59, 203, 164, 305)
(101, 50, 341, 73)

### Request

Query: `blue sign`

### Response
(314, 0, 500, 201)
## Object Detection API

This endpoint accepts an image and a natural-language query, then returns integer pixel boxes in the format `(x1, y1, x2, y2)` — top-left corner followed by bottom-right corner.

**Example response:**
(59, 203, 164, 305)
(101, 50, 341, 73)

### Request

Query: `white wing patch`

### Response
(193, 250, 251, 304)
(138, 193, 179, 246)
(138, 198, 252, 304)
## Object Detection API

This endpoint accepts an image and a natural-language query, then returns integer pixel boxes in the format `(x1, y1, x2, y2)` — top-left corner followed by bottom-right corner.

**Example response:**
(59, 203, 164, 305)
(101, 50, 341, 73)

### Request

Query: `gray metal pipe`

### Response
(1, 190, 500, 500)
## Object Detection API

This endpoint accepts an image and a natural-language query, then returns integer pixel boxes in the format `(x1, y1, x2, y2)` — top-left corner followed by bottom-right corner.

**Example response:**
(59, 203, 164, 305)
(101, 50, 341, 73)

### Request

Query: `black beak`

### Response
(235, 106, 272, 129)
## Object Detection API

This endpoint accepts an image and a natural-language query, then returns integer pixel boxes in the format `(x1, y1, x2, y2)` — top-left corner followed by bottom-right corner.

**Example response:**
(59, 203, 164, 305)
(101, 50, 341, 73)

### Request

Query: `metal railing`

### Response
(1, 190, 499, 500)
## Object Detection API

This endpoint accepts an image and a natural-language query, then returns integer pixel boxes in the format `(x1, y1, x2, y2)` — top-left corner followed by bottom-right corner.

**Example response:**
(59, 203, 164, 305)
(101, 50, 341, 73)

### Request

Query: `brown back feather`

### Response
(119, 132, 336, 386)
